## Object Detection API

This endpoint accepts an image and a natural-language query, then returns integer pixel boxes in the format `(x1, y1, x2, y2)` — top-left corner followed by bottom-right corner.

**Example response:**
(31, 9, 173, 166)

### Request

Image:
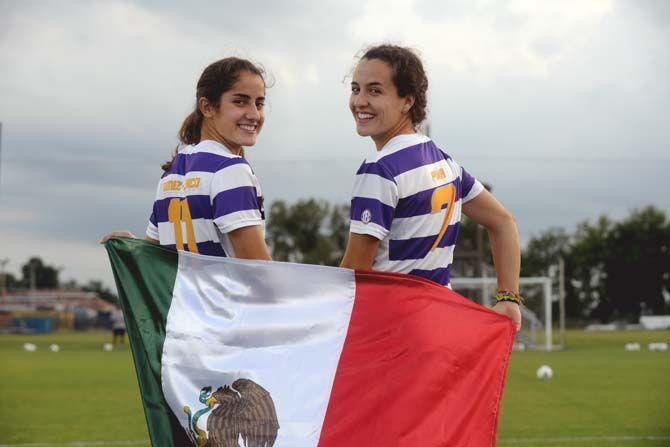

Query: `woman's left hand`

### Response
(99, 231, 137, 244)
(492, 301, 522, 331)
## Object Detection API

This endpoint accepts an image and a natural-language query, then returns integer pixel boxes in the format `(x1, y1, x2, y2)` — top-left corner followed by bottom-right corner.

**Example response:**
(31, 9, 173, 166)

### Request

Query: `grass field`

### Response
(1, 330, 669, 447)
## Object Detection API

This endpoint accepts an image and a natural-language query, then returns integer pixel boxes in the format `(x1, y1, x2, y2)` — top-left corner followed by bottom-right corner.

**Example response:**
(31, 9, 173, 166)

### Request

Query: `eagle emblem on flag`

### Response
(185, 378, 280, 447)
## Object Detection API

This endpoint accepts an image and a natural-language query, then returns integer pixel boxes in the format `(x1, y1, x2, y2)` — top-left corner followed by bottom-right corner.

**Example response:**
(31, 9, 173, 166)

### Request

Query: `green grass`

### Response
(0, 332, 148, 445)
(1, 330, 669, 446)
(498, 330, 670, 447)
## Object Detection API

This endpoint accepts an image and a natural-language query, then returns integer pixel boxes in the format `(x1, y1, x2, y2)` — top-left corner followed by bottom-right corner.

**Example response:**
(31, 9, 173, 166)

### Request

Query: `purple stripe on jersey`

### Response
(162, 241, 227, 257)
(196, 241, 227, 257)
(461, 166, 477, 198)
(212, 186, 261, 219)
(395, 180, 461, 218)
(409, 266, 452, 286)
(170, 152, 247, 175)
(350, 196, 395, 230)
(153, 195, 214, 222)
(356, 162, 396, 182)
(149, 210, 157, 226)
(388, 223, 460, 260)
(378, 141, 447, 178)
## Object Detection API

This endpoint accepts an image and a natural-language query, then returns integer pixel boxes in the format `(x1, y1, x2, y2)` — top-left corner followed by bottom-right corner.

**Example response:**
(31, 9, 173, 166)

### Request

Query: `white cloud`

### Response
(0, 2, 212, 137)
(348, 0, 614, 77)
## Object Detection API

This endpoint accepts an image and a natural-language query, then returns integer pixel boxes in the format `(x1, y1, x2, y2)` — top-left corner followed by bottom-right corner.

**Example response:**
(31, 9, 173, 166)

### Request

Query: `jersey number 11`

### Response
(167, 198, 199, 253)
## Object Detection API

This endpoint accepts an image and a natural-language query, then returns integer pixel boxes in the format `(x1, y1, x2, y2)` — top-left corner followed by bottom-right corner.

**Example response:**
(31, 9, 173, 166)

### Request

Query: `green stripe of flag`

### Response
(105, 238, 189, 446)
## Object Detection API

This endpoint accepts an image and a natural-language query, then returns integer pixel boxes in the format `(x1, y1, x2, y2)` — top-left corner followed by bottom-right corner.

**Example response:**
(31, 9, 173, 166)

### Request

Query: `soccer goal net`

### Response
(450, 277, 556, 351)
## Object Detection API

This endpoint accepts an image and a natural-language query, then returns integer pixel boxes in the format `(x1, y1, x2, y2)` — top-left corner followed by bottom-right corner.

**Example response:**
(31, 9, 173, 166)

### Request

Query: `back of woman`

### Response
(350, 132, 483, 286)
(147, 140, 264, 257)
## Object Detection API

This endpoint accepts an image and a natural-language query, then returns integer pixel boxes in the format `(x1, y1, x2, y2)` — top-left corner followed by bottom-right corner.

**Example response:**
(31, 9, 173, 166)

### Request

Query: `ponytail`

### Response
(162, 110, 204, 172)
(179, 110, 204, 146)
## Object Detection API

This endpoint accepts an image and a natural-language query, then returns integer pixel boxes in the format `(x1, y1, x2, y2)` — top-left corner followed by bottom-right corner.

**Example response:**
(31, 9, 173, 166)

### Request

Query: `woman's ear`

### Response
(199, 97, 214, 118)
(403, 95, 415, 114)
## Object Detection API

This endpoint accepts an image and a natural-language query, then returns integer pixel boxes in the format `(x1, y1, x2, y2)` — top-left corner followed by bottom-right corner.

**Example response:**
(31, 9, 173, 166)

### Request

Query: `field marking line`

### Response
(499, 435, 670, 444)
(0, 441, 147, 447)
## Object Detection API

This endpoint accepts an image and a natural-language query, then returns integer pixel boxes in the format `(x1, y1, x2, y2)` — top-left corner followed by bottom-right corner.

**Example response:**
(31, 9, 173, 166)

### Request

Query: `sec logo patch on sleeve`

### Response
(361, 209, 372, 224)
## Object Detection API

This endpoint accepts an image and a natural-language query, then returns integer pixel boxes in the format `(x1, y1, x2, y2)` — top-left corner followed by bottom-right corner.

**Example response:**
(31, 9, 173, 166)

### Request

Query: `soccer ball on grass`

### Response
(536, 365, 553, 380)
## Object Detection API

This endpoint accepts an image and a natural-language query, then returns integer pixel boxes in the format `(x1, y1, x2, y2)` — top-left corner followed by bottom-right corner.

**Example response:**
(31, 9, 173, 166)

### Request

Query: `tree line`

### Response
(521, 206, 669, 322)
(1, 257, 118, 303)
(5, 201, 668, 322)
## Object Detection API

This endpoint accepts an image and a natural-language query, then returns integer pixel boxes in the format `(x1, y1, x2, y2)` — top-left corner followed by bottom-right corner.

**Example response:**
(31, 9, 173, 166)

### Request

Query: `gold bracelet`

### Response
(495, 290, 523, 305)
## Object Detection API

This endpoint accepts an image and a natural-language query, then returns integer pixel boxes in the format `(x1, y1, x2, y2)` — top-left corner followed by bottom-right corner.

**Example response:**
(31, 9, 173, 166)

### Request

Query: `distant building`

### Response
(0, 289, 117, 312)
(0, 289, 118, 333)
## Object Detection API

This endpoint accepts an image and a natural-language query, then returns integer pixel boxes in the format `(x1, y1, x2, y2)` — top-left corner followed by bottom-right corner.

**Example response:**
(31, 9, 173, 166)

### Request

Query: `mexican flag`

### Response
(105, 238, 515, 447)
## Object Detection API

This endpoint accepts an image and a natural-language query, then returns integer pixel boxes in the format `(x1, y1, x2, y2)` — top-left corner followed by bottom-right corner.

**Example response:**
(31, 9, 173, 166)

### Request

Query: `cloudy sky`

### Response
(0, 0, 668, 287)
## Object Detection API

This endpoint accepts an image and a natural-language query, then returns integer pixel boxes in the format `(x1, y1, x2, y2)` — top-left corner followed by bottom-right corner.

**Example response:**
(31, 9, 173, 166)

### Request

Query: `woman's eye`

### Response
(351, 87, 359, 93)
(256, 102, 265, 109)
(370, 89, 380, 94)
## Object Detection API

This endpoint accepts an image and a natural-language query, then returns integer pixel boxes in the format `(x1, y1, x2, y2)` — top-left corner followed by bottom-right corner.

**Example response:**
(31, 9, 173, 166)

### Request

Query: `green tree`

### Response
(570, 216, 612, 321)
(520, 227, 575, 317)
(569, 208, 670, 322)
(0, 270, 18, 292)
(4, 273, 18, 288)
(604, 207, 670, 319)
(266, 199, 350, 266)
(21, 257, 60, 289)
(521, 228, 570, 277)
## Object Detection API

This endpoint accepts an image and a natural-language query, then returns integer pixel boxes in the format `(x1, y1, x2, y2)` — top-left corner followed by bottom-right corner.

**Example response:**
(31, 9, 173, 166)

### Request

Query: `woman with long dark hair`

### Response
(102, 57, 271, 260)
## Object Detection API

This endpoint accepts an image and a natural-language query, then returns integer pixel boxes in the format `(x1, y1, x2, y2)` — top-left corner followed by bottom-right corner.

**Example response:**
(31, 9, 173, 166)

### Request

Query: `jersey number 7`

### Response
(430, 184, 456, 251)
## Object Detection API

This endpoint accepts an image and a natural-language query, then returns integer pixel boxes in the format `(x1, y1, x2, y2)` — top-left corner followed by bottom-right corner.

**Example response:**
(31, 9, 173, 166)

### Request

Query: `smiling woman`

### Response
(340, 44, 522, 329)
(100, 57, 272, 260)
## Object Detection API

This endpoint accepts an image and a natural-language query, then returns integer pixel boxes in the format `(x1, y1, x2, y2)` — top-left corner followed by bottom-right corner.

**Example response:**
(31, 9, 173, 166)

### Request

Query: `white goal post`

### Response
(450, 277, 554, 351)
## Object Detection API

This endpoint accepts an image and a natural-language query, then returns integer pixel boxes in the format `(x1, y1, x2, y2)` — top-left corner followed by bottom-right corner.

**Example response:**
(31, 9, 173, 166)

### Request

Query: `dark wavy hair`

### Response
(361, 44, 428, 127)
(162, 57, 266, 171)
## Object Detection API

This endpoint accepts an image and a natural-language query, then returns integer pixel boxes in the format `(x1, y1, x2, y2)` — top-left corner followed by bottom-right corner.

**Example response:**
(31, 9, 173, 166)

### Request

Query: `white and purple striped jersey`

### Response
(146, 140, 264, 257)
(349, 133, 484, 287)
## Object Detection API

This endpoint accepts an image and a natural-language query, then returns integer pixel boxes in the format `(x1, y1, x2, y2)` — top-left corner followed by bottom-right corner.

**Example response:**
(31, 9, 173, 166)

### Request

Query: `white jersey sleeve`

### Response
(349, 160, 399, 240)
(459, 164, 484, 203)
(210, 160, 264, 234)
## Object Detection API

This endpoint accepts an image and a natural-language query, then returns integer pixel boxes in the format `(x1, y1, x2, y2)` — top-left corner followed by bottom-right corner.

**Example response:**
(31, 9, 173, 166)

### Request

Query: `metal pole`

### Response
(544, 278, 552, 351)
(559, 257, 566, 348)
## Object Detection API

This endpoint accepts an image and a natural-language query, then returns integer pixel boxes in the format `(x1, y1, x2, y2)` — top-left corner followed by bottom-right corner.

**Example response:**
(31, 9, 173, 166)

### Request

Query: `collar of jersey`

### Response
(372, 133, 431, 161)
(181, 139, 241, 158)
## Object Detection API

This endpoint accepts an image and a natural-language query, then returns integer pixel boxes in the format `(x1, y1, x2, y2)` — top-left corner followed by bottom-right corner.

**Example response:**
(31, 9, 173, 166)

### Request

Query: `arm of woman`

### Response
(462, 189, 522, 330)
(228, 225, 272, 260)
(340, 233, 380, 270)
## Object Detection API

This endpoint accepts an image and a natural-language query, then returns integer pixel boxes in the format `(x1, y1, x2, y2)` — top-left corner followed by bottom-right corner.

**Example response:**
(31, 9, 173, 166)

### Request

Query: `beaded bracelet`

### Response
(495, 290, 524, 305)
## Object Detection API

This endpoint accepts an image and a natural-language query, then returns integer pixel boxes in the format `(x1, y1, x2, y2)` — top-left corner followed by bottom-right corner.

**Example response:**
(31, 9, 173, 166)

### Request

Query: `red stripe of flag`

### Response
(318, 271, 515, 447)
